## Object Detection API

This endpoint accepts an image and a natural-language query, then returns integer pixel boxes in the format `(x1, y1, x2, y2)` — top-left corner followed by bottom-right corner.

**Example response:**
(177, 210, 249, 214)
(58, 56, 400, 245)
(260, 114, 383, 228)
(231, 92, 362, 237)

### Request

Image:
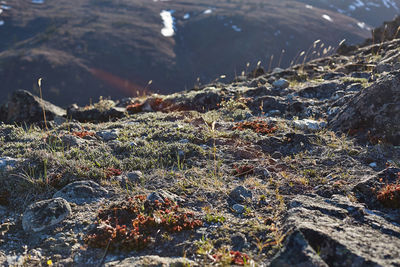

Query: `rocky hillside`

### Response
(0, 17, 399, 266)
(0, 0, 379, 106)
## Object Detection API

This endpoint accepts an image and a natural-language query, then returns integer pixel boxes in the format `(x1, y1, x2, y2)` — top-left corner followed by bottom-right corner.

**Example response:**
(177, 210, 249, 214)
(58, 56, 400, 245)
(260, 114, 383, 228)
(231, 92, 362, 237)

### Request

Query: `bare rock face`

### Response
(271, 193, 400, 266)
(22, 198, 71, 233)
(0, 90, 66, 124)
(329, 72, 400, 145)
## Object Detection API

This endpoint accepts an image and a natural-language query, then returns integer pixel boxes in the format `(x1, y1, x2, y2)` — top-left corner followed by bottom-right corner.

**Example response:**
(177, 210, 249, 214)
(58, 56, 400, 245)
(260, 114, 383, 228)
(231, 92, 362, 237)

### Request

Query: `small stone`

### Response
(375, 63, 392, 73)
(293, 119, 326, 132)
(369, 162, 377, 168)
(96, 129, 119, 141)
(53, 180, 108, 205)
(230, 186, 252, 204)
(22, 198, 71, 232)
(273, 79, 289, 89)
(271, 151, 282, 159)
(232, 204, 245, 214)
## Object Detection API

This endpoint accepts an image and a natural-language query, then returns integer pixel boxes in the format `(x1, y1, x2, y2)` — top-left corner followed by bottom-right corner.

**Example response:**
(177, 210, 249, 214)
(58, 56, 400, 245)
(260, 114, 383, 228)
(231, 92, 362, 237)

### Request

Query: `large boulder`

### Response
(329, 72, 400, 145)
(0, 90, 66, 124)
(271, 194, 400, 266)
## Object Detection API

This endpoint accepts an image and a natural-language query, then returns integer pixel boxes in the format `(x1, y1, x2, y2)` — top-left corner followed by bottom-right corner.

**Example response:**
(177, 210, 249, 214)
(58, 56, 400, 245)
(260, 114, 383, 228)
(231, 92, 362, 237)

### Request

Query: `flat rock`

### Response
(96, 129, 119, 141)
(273, 79, 289, 89)
(105, 255, 197, 267)
(229, 185, 252, 204)
(271, 193, 400, 266)
(53, 180, 108, 205)
(22, 198, 71, 232)
(0, 90, 66, 124)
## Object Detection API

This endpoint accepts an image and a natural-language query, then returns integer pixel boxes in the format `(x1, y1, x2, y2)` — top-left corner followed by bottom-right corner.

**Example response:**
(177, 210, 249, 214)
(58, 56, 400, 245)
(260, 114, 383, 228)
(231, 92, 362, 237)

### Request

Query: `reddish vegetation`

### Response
(377, 172, 400, 208)
(105, 167, 122, 178)
(233, 164, 254, 176)
(233, 120, 277, 135)
(72, 131, 95, 138)
(213, 251, 250, 265)
(85, 195, 202, 251)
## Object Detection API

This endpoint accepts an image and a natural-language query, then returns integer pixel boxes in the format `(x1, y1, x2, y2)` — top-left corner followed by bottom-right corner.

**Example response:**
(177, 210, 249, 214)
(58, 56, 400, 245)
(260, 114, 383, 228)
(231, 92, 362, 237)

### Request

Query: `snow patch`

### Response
(305, 4, 313, 9)
(160, 10, 175, 37)
(232, 25, 241, 32)
(183, 13, 190, 19)
(32, 0, 44, 3)
(322, 14, 333, 22)
(0, 20, 4, 26)
(203, 9, 212, 14)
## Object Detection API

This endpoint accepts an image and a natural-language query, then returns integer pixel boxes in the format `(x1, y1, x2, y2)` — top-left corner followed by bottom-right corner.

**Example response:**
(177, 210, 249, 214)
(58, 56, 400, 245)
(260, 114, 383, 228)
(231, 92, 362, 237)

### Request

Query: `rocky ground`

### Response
(0, 19, 399, 267)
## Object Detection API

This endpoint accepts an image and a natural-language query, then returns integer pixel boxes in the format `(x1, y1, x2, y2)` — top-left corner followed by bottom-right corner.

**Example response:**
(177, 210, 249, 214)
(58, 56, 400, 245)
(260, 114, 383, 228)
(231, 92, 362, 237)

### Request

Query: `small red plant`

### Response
(233, 164, 254, 176)
(377, 172, 400, 208)
(213, 251, 250, 265)
(105, 167, 122, 178)
(72, 131, 95, 138)
(233, 120, 277, 135)
(85, 195, 202, 251)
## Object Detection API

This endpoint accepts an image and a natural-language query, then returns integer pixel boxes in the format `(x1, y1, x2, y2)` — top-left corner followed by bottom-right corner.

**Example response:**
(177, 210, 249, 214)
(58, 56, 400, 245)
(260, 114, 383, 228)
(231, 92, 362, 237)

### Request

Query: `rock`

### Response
(60, 134, 85, 147)
(232, 204, 245, 214)
(270, 230, 328, 267)
(96, 129, 119, 141)
(146, 190, 183, 204)
(105, 255, 197, 267)
(231, 233, 247, 251)
(0, 90, 66, 124)
(298, 82, 341, 99)
(53, 180, 108, 205)
(272, 79, 289, 89)
(375, 63, 392, 73)
(67, 104, 126, 122)
(329, 72, 400, 145)
(22, 198, 71, 232)
(273, 194, 400, 266)
(353, 167, 400, 210)
(292, 119, 326, 132)
(0, 157, 22, 170)
(116, 171, 143, 187)
(229, 186, 252, 204)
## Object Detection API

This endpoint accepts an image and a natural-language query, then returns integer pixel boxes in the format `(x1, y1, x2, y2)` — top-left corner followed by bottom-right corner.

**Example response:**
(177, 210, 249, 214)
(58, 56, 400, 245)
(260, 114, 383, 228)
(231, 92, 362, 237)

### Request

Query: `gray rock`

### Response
(272, 194, 400, 266)
(105, 255, 197, 267)
(229, 185, 252, 204)
(61, 134, 85, 147)
(53, 180, 108, 204)
(232, 204, 245, 214)
(330, 72, 400, 145)
(375, 63, 392, 73)
(96, 129, 119, 141)
(146, 190, 183, 204)
(0, 157, 22, 170)
(0, 90, 66, 124)
(292, 119, 326, 132)
(273, 79, 289, 89)
(22, 198, 71, 232)
(231, 233, 247, 251)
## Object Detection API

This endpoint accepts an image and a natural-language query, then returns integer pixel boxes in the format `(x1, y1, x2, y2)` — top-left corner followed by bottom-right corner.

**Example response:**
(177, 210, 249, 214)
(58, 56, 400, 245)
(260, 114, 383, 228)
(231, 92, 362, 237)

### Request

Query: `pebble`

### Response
(229, 185, 252, 204)
(96, 129, 119, 141)
(232, 204, 245, 214)
(272, 79, 289, 89)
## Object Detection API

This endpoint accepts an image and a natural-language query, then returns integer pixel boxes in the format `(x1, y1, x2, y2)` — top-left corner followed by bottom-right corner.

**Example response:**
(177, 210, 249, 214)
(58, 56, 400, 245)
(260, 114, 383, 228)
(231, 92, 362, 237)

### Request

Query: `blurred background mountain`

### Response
(0, 0, 398, 106)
